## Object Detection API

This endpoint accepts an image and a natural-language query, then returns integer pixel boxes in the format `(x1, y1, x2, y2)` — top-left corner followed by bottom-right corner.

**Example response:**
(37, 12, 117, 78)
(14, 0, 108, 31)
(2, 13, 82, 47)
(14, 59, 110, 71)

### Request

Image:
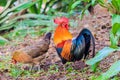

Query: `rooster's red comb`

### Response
(54, 17, 69, 25)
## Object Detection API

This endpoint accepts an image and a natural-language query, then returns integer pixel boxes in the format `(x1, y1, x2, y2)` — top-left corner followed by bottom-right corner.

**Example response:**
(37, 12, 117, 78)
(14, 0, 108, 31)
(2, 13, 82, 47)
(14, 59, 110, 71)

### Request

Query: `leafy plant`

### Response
(98, 0, 120, 14)
(110, 14, 120, 48)
(70, 0, 97, 19)
(0, 0, 56, 44)
(0, 0, 45, 31)
(86, 0, 120, 79)
(96, 60, 120, 80)
(0, 36, 8, 45)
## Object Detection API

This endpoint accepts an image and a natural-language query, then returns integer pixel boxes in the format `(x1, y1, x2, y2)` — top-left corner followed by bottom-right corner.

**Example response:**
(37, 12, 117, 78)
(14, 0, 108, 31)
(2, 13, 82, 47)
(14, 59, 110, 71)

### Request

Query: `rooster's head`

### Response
(54, 17, 69, 30)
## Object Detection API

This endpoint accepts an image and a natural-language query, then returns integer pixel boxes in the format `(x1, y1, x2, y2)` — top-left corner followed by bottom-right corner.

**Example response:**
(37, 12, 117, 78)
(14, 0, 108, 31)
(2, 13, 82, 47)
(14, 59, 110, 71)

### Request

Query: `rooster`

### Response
(12, 32, 52, 70)
(53, 17, 95, 64)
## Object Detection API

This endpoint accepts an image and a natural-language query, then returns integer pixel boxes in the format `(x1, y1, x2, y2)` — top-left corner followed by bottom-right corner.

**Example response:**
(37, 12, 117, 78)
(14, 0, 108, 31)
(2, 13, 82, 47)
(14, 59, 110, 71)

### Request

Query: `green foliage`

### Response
(98, 0, 120, 14)
(0, 0, 7, 6)
(28, 0, 43, 14)
(86, 47, 120, 72)
(0, 0, 16, 7)
(71, 1, 82, 10)
(10, 65, 23, 78)
(0, 0, 42, 31)
(110, 31, 119, 48)
(78, 0, 97, 19)
(96, 60, 120, 80)
(112, 14, 120, 25)
(0, 0, 55, 41)
(0, 0, 39, 18)
(0, 55, 11, 70)
(86, 47, 117, 65)
(90, 62, 100, 72)
(27, 0, 85, 15)
(110, 24, 120, 48)
(0, 36, 8, 45)
(111, 23, 120, 36)
(110, 15, 120, 48)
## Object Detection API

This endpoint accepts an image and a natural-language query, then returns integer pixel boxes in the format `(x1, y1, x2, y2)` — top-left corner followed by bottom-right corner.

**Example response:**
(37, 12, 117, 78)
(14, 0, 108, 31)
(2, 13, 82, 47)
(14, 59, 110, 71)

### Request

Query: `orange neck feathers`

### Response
(53, 25, 72, 46)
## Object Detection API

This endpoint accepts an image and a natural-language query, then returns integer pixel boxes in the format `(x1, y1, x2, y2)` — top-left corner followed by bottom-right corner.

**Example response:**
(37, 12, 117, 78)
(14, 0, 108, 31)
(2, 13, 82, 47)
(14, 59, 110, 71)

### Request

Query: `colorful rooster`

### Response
(53, 17, 95, 64)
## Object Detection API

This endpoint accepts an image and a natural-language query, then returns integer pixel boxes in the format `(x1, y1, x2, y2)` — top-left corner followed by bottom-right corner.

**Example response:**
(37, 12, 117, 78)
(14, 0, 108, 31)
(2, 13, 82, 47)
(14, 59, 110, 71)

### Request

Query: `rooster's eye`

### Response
(62, 23, 69, 30)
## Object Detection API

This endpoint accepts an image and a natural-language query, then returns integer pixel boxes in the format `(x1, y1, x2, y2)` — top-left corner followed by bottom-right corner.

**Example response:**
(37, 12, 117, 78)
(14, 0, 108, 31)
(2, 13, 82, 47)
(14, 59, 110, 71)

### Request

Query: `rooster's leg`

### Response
(82, 54, 89, 62)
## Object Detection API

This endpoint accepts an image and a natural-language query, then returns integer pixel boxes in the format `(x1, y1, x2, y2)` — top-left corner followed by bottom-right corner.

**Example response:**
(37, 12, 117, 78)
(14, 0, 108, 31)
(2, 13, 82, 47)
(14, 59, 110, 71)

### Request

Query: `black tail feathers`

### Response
(79, 28, 95, 58)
